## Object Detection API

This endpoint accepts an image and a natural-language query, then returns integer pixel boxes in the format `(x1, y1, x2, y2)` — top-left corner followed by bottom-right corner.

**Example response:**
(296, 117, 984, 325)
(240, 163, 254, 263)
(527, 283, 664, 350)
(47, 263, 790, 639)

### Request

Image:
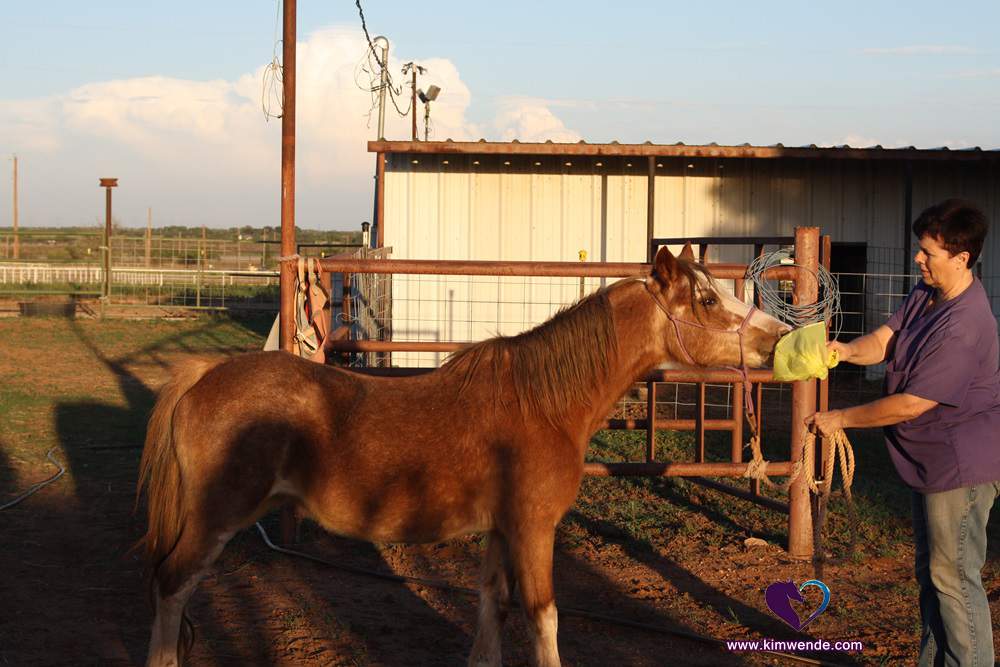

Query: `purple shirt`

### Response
(883, 278, 1000, 492)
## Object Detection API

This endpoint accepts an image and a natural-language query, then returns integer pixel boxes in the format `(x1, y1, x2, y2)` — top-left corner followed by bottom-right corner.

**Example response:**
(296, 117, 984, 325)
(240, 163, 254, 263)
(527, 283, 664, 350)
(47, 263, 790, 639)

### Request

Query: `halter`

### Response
(644, 278, 760, 435)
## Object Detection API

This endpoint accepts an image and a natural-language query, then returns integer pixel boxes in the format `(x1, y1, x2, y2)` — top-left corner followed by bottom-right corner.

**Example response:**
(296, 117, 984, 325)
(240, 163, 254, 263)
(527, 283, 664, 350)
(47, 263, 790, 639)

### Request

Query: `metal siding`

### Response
(382, 155, 1000, 366)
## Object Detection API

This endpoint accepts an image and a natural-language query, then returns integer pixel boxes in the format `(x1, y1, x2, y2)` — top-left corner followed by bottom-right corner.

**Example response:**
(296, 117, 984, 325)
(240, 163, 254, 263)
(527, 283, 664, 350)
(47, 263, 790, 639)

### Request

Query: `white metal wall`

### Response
(382, 153, 1000, 365)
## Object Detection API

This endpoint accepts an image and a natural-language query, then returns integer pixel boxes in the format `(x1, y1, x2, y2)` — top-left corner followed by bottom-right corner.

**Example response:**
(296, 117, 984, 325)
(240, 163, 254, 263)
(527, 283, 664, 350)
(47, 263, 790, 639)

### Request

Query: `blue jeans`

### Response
(913, 482, 1000, 667)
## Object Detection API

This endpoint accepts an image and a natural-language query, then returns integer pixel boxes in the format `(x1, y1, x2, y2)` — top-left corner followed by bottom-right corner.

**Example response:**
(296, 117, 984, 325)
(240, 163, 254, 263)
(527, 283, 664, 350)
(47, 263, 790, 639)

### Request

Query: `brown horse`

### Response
(137, 246, 789, 667)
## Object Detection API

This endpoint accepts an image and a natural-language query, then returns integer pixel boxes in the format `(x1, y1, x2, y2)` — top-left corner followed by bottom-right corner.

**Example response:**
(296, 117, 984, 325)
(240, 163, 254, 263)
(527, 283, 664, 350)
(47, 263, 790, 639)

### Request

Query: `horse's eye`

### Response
(700, 296, 717, 307)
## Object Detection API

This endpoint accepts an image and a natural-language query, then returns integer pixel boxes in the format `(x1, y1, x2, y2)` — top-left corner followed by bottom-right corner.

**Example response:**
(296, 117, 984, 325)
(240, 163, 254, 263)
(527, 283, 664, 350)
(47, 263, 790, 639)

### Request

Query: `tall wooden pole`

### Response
(12, 155, 19, 260)
(279, 0, 297, 355)
(278, 0, 298, 545)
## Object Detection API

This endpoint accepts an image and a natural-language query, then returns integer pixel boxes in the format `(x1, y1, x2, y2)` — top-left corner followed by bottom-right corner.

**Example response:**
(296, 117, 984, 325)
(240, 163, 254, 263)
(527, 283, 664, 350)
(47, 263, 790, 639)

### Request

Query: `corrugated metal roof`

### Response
(370, 139, 1000, 161)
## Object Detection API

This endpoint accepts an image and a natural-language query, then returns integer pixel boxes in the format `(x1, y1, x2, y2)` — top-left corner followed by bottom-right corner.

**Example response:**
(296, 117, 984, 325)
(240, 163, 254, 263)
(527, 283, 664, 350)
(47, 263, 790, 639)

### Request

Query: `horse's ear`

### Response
(652, 246, 679, 284)
(679, 242, 695, 261)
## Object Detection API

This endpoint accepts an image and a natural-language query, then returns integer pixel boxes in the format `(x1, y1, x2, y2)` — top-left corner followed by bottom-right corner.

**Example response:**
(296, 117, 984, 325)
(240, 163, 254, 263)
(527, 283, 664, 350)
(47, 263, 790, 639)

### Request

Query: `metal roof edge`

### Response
(368, 140, 1000, 161)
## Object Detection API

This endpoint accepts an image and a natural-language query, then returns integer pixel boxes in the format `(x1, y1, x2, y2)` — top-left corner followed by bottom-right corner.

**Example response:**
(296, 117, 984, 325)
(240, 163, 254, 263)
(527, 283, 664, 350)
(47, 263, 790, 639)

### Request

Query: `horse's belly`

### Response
(309, 488, 492, 544)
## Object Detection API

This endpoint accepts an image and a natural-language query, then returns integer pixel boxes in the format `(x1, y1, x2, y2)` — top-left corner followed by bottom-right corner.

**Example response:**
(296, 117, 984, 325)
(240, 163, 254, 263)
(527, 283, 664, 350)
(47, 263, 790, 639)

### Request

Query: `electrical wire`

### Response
(354, 0, 414, 121)
(0, 448, 65, 511)
(745, 247, 842, 337)
(261, 0, 283, 121)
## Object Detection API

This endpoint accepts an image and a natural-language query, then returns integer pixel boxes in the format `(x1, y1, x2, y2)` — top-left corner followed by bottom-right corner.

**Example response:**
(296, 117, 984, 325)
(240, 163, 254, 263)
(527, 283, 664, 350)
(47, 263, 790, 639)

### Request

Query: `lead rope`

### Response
(744, 414, 858, 577)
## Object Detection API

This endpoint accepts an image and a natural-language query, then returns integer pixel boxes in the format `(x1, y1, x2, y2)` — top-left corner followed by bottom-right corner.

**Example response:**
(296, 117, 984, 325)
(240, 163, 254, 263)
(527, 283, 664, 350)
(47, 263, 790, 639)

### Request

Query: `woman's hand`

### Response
(804, 410, 845, 438)
(827, 340, 853, 364)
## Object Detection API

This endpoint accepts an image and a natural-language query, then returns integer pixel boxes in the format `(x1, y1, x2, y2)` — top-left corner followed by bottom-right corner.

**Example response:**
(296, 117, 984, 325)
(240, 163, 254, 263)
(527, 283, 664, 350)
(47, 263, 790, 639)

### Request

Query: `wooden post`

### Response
(145, 208, 152, 267)
(12, 155, 19, 260)
(99, 178, 118, 307)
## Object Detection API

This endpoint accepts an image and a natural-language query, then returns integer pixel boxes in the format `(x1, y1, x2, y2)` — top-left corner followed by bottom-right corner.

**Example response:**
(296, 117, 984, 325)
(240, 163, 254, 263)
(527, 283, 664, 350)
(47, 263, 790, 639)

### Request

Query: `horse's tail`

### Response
(135, 358, 220, 580)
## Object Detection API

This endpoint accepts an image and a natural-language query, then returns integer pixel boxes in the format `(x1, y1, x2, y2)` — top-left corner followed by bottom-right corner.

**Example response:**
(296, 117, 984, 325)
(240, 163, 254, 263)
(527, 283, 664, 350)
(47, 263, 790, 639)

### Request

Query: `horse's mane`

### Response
(442, 287, 618, 425)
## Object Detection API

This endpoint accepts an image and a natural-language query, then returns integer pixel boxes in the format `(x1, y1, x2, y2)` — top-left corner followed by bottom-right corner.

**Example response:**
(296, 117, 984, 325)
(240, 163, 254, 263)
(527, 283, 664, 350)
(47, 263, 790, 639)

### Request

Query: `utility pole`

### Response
(402, 62, 425, 141)
(410, 66, 417, 140)
(12, 155, 19, 259)
(373, 36, 389, 140)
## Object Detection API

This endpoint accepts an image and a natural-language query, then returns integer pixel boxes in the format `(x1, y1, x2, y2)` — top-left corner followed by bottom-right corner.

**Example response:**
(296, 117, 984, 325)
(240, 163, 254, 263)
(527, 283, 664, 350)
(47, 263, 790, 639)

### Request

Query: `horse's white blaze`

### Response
(699, 275, 788, 335)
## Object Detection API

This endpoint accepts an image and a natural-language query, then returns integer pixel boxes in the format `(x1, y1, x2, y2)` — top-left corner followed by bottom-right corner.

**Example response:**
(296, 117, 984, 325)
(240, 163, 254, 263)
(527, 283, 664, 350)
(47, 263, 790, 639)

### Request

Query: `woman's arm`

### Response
(829, 324, 896, 366)
(805, 392, 938, 436)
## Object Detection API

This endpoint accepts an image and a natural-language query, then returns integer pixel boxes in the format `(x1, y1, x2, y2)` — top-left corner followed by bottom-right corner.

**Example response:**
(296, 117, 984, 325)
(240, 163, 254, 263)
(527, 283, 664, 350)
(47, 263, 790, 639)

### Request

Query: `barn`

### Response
(364, 140, 1000, 365)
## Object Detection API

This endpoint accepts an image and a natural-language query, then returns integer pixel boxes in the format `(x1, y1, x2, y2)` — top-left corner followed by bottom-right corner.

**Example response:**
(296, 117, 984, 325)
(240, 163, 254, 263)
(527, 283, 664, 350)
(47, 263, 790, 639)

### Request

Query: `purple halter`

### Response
(645, 279, 759, 434)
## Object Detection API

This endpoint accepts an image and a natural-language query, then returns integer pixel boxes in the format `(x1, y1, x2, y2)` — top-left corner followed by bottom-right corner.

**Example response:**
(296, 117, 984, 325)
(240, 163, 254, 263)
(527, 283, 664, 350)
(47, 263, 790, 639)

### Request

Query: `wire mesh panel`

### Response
(338, 247, 392, 368)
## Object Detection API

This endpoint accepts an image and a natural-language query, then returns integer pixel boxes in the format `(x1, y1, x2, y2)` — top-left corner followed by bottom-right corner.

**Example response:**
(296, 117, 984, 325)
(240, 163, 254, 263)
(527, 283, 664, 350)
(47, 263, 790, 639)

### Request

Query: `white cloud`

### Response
(0, 26, 579, 229)
(862, 45, 978, 56)
(491, 98, 582, 143)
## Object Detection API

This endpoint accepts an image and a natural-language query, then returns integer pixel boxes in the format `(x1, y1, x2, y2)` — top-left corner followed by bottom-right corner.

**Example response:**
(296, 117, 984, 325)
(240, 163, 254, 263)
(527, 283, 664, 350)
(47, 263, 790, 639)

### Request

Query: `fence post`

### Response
(788, 226, 819, 558)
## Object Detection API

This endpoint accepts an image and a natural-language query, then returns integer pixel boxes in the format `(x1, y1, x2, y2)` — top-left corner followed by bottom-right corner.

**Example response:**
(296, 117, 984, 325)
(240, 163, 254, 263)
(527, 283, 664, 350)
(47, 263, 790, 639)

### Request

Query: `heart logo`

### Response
(764, 579, 831, 631)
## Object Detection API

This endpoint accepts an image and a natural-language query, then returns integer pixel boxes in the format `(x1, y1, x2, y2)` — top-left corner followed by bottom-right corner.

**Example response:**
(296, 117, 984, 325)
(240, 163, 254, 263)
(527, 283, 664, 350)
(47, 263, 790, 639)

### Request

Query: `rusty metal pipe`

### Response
(315, 257, 797, 281)
(278, 0, 297, 546)
(603, 418, 738, 431)
(788, 226, 820, 558)
(584, 461, 794, 477)
(278, 0, 297, 356)
(645, 381, 656, 462)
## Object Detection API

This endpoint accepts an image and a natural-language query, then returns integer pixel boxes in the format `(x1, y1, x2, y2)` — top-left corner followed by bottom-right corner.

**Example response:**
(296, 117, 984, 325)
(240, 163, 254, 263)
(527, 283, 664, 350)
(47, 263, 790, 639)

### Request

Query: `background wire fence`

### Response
(340, 267, 964, 417)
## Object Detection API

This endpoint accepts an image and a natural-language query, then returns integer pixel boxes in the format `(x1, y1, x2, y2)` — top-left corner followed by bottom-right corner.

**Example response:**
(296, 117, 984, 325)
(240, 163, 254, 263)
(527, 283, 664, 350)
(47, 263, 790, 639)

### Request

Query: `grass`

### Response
(1, 313, 919, 562)
(576, 425, 914, 559)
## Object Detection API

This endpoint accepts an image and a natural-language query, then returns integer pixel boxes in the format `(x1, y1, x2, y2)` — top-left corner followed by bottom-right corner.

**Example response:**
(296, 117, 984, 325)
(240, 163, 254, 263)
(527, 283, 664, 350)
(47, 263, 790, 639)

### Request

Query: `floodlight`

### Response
(418, 85, 441, 103)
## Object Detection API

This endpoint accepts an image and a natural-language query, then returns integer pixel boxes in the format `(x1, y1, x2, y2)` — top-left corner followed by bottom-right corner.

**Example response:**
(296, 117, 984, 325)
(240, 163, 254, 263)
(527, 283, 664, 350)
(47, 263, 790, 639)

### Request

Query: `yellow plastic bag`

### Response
(772, 322, 839, 382)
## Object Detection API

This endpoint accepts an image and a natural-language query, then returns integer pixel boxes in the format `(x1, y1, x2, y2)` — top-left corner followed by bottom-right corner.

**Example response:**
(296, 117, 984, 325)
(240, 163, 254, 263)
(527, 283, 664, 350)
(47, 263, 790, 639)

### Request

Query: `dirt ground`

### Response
(2, 315, 1000, 666)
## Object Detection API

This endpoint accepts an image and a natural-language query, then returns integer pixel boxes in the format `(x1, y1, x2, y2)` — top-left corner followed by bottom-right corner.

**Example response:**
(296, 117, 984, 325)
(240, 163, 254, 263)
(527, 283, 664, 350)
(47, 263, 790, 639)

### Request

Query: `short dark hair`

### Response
(912, 199, 988, 268)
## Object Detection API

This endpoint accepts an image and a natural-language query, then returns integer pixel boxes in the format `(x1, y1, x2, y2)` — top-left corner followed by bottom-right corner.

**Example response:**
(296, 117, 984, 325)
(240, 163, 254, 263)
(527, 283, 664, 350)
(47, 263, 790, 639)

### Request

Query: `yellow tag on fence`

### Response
(772, 322, 839, 382)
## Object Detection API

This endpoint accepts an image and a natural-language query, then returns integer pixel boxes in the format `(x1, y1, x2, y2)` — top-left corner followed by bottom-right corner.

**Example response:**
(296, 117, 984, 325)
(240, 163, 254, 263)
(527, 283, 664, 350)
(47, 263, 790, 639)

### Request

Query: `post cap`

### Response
(99, 178, 118, 188)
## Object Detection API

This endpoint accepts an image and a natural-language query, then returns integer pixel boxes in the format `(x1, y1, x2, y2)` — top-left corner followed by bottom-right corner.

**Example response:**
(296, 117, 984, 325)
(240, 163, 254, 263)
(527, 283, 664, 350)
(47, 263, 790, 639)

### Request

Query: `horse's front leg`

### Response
(468, 531, 515, 667)
(510, 525, 560, 667)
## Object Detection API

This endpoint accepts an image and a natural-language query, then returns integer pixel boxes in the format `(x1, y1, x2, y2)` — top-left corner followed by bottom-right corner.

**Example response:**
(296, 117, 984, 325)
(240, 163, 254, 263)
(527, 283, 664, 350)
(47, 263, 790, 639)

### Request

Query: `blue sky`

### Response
(2, 1, 998, 229)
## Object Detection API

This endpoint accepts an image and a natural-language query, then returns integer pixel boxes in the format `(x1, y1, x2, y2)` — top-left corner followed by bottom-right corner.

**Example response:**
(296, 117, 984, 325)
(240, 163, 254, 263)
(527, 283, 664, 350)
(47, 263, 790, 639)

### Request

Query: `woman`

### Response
(806, 199, 1000, 667)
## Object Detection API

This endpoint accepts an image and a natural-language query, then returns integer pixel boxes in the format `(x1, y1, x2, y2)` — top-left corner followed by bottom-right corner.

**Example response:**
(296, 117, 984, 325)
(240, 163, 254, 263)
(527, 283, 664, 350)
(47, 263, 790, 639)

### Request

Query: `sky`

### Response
(2, 1, 999, 231)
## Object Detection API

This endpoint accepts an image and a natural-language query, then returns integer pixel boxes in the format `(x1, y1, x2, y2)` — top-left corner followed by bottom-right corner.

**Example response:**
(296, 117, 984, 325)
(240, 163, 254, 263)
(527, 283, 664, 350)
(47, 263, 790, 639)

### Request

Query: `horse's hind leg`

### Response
(146, 524, 234, 667)
(468, 531, 515, 667)
(509, 527, 560, 667)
